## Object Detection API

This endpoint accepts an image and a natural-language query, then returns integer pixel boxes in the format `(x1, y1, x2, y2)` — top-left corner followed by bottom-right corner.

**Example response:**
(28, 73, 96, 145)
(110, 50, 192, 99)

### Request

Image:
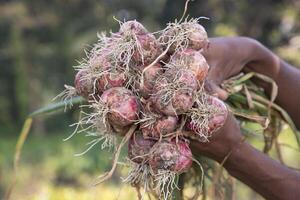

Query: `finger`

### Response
(204, 80, 228, 100)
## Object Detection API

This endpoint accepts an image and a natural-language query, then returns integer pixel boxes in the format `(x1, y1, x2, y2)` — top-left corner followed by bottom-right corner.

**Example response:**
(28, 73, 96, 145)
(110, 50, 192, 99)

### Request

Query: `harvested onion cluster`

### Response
(60, 19, 228, 199)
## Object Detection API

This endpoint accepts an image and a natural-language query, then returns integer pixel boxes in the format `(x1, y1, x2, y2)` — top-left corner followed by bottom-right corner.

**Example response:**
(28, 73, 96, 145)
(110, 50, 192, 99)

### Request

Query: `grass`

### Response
(0, 130, 131, 200)
(0, 125, 299, 200)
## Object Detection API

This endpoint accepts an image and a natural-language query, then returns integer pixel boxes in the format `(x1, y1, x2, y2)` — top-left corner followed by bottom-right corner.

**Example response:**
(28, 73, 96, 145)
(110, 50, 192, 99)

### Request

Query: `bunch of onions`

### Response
(59, 18, 228, 200)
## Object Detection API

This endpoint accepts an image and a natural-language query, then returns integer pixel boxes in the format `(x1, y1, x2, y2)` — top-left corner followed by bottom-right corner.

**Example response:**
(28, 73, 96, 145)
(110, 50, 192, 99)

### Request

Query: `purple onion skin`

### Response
(138, 63, 163, 98)
(74, 70, 96, 99)
(163, 23, 209, 53)
(186, 23, 209, 51)
(173, 140, 193, 172)
(128, 133, 156, 163)
(119, 20, 148, 35)
(149, 139, 193, 173)
(206, 96, 228, 132)
(187, 96, 228, 136)
(171, 48, 209, 82)
(101, 87, 140, 127)
(141, 115, 178, 139)
(152, 69, 198, 116)
(97, 70, 127, 92)
(131, 33, 162, 67)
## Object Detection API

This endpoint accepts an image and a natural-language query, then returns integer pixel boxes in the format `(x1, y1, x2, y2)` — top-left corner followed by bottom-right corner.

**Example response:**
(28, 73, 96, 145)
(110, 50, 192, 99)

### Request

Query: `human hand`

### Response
(202, 37, 280, 100)
(190, 37, 282, 162)
(191, 37, 264, 161)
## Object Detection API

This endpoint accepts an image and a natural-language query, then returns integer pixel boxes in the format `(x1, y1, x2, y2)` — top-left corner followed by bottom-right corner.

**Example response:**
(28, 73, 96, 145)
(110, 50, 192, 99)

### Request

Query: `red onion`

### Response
(186, 95, 228, 141)
(128, 132, 156, 163)
(120, 20, 148, 35)
(131, 33, 162, 67)
(138, 63, 163, 98)
(97, 69, 127, 92)
(151, 69, 198, 116)
(149, 139, 192, 173)
(74, 70, 95, 99)
(161, 21, 209, 53)
(101, 87, 140, 126)
(171, 48, 209, 82)
(182, 23, 209, 51)
(141, 114, 178, 139)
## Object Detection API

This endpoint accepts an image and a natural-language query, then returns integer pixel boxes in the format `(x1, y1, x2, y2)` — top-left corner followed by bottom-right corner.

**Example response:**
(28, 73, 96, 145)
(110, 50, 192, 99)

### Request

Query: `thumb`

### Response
(204, 79, 228, 100)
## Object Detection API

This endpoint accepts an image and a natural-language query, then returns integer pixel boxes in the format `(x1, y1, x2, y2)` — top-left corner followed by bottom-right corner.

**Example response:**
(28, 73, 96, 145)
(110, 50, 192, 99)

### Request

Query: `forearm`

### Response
(191, 114, 300, 200)
(224, 141, 300, 200)
(197, 37, 300, 199)
(246, 41, 300, 128)
(273, 61, 300, 128)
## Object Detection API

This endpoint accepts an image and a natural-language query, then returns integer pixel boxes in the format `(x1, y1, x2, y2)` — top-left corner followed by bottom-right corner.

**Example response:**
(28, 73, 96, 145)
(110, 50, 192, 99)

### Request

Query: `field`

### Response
(1, 124, 299, 200)
(1, 0, 300, 199)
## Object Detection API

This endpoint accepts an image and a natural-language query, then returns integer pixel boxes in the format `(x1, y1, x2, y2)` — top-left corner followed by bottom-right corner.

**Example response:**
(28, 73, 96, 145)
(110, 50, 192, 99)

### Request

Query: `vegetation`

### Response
(1, 0, 300, 199)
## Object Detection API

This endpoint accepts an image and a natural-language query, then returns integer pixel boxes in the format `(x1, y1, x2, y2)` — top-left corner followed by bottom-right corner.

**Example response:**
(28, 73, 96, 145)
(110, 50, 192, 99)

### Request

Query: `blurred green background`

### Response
(1, 0, 300, 199)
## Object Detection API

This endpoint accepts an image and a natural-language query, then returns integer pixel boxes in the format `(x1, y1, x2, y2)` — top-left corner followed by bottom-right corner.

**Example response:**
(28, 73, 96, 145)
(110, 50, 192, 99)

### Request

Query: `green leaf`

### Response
(233, 72, 254, 85)
(5, 118, 33, 200)
(7, 96, 85, 199)
(227, 93, 268, 115)
(253, 73, 278, 104)
(249, 92, 300, 147)
(29, 96, 85, 117)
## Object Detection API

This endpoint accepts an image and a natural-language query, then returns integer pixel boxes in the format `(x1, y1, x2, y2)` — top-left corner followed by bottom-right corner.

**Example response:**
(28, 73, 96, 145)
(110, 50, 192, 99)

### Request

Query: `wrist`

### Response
(245, 39, 281, 81)
(222, 138, 249, 169)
